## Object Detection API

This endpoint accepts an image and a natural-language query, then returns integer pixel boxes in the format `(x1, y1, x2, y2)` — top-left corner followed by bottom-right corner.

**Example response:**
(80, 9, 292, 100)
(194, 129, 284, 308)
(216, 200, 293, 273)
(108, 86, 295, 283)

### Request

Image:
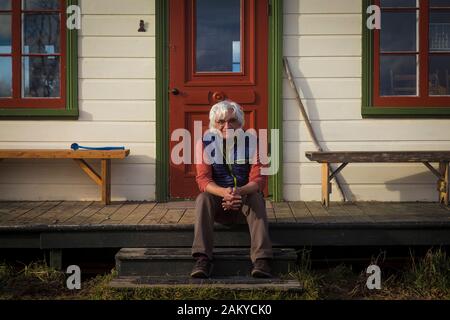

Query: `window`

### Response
(363, 0, 450, 116)
(0, 0, 78, 118)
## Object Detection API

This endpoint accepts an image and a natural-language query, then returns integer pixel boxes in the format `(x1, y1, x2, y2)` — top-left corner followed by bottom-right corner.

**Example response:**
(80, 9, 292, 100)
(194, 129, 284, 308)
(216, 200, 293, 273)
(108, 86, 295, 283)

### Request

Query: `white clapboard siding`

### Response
(284, 184, 438, 202)
(283, 57, 361, 78)
(283, 99, 363, 121)
(284, 35, 361, 57)
(0, 122, 155, 142)
(283, 120, 450, 142)
(79, 101, 155, 122)
(0, 163, 155, 185)
(0, 184, 156, 201)
(284, 14, 361, 35)
(283, 163, 438, 185)
(80, 80, 156, 100)
(283, 79, 361, 99)
(284, 0, 362, 14)
(81, 15, 155, 36)
(79, 58, 156, 79)
(80, 0, 155, 15)
(80, 37, 155, 58)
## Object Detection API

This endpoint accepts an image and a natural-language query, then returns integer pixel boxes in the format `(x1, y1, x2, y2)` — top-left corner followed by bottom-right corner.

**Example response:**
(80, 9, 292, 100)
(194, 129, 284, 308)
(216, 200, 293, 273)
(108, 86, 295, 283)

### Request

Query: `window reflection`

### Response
(196, 0, 241, 73)
(22, 56, 60, 98)
(0, 57, 12, 97)
(380, 55, 417, 96)
(0, 14, 11, 53)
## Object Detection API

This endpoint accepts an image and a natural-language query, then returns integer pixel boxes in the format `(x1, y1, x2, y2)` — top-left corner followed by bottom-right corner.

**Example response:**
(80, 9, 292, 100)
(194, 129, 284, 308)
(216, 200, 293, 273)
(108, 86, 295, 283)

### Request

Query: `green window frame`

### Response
(362, 0, 450, 118)
(0, 0, 78, 119)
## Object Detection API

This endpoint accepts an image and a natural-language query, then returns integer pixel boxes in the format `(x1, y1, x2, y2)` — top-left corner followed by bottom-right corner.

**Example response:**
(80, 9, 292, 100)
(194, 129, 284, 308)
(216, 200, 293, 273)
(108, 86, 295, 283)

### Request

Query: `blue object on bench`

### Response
(71, 143, 125, 151)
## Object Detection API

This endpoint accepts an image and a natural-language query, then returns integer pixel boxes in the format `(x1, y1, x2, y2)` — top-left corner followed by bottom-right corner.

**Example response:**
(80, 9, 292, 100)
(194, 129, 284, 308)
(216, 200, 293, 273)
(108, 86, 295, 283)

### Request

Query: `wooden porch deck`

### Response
(1, 201, 450, 249)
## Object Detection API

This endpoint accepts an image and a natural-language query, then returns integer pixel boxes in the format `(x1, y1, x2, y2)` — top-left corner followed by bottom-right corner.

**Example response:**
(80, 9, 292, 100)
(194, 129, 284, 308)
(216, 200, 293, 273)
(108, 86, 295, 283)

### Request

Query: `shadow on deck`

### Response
(0, 200, 449, 249)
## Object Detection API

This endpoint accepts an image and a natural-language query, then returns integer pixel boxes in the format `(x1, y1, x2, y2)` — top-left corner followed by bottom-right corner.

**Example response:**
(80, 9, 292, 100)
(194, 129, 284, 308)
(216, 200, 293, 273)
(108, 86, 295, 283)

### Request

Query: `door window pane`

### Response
(0, 57, 12, 97)
(380, 55, 418, 96)
(0, 14, 11, 53)
(23, 0, 60, 10)
(23, 14, 60, 54)
(430, 12, 450, 52)
(196, 0, 241, 73)
(0, 0, 11, 10)
(22, 56, 60, 98)
(429, 55, 450, 96)
(381, 12, 417, 52)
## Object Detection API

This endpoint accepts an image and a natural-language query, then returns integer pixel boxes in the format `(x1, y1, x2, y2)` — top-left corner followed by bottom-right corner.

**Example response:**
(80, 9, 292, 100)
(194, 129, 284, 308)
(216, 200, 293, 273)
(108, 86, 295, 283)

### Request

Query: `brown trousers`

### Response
(192, 191, 273, 263)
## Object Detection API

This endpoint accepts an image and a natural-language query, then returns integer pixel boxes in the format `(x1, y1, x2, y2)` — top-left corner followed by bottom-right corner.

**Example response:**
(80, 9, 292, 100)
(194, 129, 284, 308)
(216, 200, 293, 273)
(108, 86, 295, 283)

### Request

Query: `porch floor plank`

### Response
(82, 203, 123, 225)
(63, 202, 105, 225)
(120, 202, 157, 225)
(101, 203, 140, 225)
(5, 201, 61, 225)
(288, 202, 315, 223)
(138, 205, 168, 225)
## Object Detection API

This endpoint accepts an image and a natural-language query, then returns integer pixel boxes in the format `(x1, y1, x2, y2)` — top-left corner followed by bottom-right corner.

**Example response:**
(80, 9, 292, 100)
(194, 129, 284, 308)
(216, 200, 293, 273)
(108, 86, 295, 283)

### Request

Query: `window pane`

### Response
(429, 55, 450, 96)
(22, 56, 60, 98)
(0, 14, 11, 53)
(23, 0, 60, 10)
(381, 12, 417, 52)
(380, 55, 417, 96)
(196, 0, 241, 73)
(0, 0, 11, 10)
(430, 12, 450, 52)
(23, 14, 60, 54)
(0, 57, 12, 97)
(430, 0, 450, 7)
(380, 0, 417, 7)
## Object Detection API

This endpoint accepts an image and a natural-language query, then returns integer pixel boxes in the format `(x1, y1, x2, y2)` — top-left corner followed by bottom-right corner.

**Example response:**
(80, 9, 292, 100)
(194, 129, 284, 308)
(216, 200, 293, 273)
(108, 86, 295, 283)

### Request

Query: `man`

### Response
(191, 100, 273, 279)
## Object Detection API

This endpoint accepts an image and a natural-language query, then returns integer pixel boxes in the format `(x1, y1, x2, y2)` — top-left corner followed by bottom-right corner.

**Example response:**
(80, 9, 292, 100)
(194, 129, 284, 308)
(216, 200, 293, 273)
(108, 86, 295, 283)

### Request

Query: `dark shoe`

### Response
(251, 259, 272, 278)
(190, 256, 213, 279)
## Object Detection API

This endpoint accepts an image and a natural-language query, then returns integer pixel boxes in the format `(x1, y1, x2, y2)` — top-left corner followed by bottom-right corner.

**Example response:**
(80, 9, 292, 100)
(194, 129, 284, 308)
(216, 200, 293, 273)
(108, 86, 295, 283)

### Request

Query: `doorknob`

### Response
(170, 88, 180, 95)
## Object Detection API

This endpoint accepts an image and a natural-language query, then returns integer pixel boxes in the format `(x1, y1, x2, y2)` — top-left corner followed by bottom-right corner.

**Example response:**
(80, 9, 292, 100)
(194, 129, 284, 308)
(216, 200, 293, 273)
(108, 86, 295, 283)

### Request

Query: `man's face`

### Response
(214, 109, 241, 139)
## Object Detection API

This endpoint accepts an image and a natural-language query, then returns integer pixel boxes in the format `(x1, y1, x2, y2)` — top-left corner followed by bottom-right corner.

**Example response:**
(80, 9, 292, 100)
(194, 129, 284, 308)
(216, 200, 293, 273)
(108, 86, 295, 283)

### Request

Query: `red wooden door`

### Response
(169, 0, 268, 199)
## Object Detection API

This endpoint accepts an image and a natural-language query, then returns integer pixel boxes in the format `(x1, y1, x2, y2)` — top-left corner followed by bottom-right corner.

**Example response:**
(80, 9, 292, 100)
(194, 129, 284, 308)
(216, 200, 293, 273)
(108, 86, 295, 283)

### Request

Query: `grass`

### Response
(0, 247, 449, 300)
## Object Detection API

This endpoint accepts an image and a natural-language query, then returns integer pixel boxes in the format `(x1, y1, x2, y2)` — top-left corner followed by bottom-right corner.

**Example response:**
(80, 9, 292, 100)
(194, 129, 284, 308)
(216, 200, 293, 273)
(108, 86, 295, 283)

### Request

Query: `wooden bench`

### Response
(0, 149, 130, 205)
(305, 151, 450, 207)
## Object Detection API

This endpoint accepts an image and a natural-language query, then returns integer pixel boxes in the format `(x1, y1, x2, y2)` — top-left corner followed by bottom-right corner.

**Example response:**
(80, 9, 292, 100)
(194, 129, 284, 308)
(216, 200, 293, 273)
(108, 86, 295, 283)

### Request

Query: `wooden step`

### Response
(109, 275, 303, 291)
(115, 248, 298, 277)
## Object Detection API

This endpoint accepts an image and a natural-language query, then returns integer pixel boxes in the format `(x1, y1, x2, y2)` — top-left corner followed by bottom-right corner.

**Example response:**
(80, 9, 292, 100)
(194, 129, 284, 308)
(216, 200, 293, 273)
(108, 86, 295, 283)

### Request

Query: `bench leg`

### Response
(439, 161, 449, 206)
(321, 162, 331, 207)
(101, 159, 111, 205)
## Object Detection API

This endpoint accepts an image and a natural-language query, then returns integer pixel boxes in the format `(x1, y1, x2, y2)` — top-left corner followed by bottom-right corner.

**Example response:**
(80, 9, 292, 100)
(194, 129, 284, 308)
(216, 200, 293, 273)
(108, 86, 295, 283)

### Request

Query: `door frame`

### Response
(155, 0, 283, 202)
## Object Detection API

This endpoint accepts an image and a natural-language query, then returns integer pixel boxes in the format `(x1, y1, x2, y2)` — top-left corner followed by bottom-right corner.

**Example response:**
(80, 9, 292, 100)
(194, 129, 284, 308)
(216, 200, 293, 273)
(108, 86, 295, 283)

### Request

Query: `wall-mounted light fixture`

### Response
(138, 20, 146, 32)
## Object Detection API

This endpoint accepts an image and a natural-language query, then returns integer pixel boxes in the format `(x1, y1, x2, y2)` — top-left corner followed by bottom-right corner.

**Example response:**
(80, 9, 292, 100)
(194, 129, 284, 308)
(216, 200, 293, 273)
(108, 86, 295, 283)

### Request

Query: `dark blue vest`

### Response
(203, 134, 254, 188)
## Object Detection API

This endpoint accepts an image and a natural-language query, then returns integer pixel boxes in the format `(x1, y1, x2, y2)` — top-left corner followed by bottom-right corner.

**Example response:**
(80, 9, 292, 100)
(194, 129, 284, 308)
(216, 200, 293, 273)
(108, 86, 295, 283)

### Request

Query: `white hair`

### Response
(208, 100, 245, 131)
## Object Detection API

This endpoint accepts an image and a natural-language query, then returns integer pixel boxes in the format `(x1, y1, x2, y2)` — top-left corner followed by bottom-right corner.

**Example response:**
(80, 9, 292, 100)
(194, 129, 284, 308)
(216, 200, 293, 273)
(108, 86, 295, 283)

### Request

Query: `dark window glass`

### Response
(430, 12, 450, 52)
(22, 56, 60, 98)
(0, 13, 11, 53)
(23, 0, 60, 10)
(196, 0, 241, 72)
(23, 13, 60, 54)
(0, 57, 12, 97)
(0, 0, 11, 10)
(429, 55, 450, 96)
(381, 12, 417, 52)
(380, 55, 417, 96)
(380, 0, 417, 7)
(430, 0, 450, 7)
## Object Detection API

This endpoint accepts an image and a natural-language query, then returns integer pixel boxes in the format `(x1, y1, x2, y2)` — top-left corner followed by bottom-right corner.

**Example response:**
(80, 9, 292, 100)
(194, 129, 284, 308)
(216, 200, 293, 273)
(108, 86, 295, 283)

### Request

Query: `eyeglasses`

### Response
(215, 118, 239, 127)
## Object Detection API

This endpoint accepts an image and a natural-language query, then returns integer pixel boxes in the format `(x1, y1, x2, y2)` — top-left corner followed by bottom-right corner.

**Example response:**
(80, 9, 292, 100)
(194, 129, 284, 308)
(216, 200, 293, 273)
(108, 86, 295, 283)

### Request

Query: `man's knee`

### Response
(195, 192, 215, 205)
